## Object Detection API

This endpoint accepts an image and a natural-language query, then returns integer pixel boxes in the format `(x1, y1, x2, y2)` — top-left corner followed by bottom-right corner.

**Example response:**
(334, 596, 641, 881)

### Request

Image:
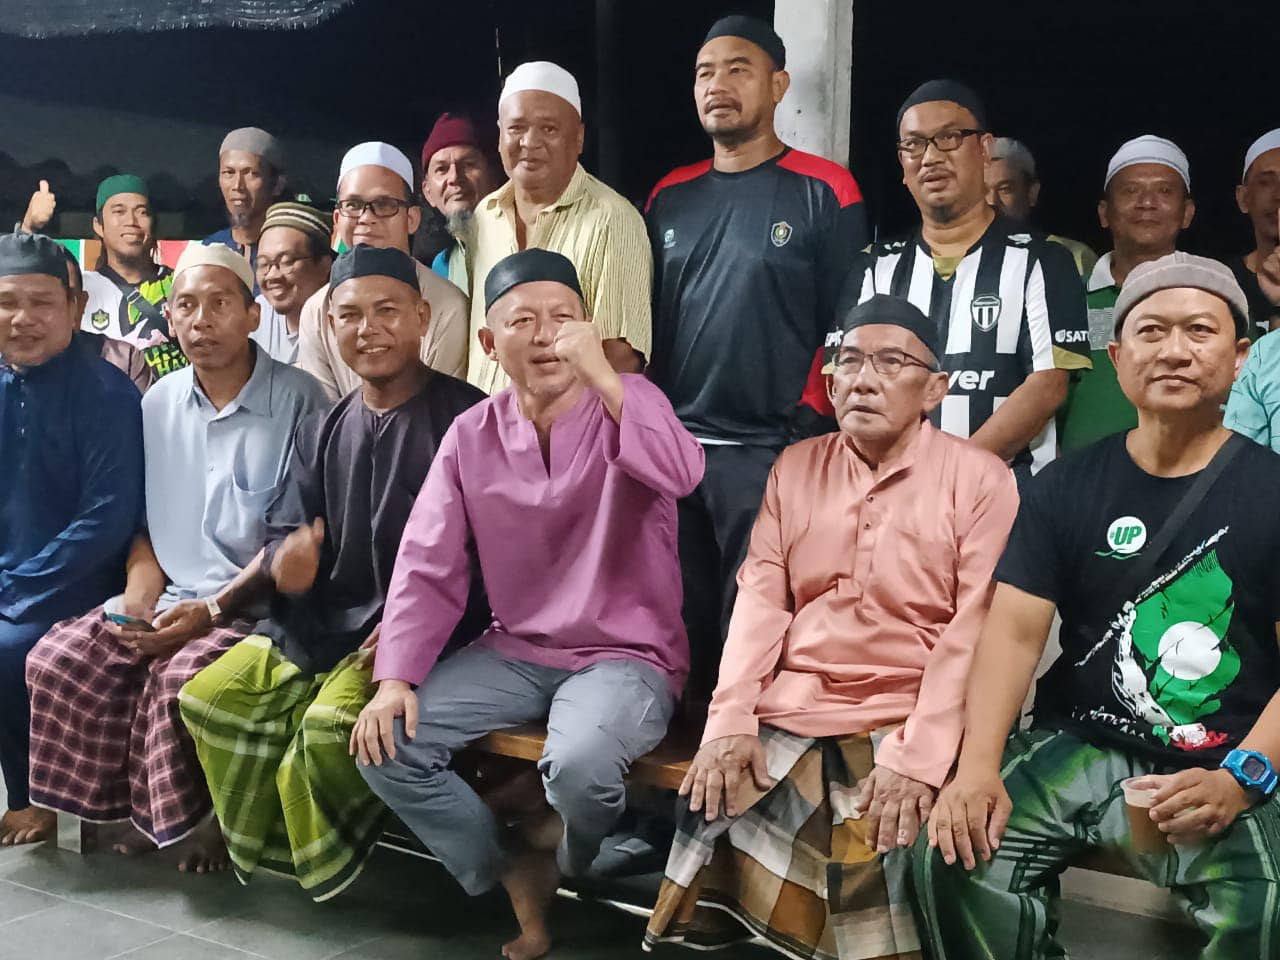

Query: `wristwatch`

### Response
(1219, 749, 1278, 798)
(203, 595, 223, 625)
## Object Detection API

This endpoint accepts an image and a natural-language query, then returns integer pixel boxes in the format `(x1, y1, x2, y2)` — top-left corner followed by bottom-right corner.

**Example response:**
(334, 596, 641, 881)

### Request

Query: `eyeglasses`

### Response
(334, 197, 413, 219)
(833, 347, 937, 378)
(257, 254, 315, 276)
(896, 129, 983, 159)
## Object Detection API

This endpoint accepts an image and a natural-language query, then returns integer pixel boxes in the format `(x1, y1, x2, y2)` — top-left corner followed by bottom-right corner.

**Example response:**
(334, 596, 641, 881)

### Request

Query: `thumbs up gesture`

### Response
(21, 180, 56, 233)
(270, 517, 326, 596)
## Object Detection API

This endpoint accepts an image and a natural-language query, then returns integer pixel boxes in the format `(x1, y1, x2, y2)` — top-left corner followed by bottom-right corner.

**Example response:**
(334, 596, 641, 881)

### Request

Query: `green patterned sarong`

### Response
(913, 727, 1280, 959)
(177, 635, 386, 901)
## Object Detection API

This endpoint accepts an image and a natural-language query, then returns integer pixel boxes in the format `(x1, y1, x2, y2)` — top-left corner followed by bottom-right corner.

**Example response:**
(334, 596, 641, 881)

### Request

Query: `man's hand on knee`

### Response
(927, 766, 1011, 870)
(854, 765, 935, 854)
(351, 679, 418, 767)
(680, 734, 775, 822)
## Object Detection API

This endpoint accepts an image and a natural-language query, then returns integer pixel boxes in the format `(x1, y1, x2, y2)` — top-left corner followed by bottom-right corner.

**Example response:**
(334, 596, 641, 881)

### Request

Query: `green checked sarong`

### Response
(178, 635, 386, 901)
(913, 727, 1280, 959)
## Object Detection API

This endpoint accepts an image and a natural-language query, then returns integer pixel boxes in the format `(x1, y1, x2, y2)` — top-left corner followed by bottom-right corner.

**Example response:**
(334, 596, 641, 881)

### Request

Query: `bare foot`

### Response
(112, 827, 158, 857)
(500, 849, 558, 960)
(0, 807, 55, 846)
(501, 928, 553, 960)
(176, 818, 230, 874)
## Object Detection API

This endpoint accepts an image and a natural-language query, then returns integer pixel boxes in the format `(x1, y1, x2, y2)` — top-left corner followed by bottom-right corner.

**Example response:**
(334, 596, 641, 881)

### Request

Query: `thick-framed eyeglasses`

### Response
(833, 347, 937, 378)
(334, 197, 413, 219)
(896, 129, 983, 159)
(257, 254, 315, 276)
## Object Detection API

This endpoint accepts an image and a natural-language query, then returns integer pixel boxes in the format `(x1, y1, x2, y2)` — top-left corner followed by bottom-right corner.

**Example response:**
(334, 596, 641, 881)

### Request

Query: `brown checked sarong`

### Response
(644, 726, 921, 960)
(26, 605, 244, 846)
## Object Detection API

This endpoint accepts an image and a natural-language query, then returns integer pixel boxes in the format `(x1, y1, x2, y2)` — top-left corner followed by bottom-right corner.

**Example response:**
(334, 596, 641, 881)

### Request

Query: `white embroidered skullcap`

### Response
(1104, 135, 1190, 192)
(181, 242, 254, 293)
(499, 61, 581, 116)
(337, 142, 414, 190)
(1243, 129, 1280, 182)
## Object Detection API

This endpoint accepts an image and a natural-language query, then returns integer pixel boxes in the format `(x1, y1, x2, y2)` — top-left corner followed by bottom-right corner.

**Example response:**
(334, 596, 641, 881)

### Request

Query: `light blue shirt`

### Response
(141, 342, 328, 610)
(249, 294, 298, 364)
(1225, 329, 1280, 454)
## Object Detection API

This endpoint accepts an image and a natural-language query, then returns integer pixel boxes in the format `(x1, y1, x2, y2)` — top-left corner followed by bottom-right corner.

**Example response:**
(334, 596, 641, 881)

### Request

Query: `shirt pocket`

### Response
(207, 479, 275, 564)
(874, 525, 959, 626)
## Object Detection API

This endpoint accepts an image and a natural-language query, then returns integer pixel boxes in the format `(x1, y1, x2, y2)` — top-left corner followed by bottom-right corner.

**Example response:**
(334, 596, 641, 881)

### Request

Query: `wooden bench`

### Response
(473, 722, 699, 791)
(470, 723, 1148, 883)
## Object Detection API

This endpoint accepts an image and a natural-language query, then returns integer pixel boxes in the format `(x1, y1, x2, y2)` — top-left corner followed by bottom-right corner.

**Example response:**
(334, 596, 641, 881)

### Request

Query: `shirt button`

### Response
(866, 495, 874, 502)
(864, 522, 871, 530)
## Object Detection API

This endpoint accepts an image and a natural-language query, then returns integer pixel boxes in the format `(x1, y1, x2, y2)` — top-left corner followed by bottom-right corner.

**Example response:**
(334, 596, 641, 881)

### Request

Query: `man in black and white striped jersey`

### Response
(833, 80, 1090, 481)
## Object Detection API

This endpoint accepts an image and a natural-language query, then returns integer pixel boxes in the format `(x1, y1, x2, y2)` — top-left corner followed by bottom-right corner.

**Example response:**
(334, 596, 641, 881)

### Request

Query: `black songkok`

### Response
(896, 79, 987, 131)
(702, 15, 786, 69)
(330, 244, 419, 293)
(840, 294, 941, 364)
(0, 230, 70, 286)
(484, 249, 584, 313)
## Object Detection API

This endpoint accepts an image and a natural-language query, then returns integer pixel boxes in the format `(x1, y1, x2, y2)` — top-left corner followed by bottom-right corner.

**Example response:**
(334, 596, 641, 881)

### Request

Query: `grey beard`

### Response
(228, 210, 252, 230)
(446, 209, 476, 243)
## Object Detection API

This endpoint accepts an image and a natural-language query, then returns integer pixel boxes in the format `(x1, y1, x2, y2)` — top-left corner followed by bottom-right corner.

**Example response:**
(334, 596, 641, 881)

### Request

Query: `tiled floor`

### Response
(0, 782, 1199, 959)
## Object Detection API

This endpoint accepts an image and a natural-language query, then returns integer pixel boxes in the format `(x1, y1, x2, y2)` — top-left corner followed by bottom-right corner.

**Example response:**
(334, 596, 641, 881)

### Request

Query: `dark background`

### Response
(0, 0, 1268, 259)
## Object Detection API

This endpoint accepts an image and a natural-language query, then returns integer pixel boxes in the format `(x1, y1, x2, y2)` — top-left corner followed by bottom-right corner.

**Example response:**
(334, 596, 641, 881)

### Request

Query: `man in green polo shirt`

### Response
(1058, 135, 1194, 453)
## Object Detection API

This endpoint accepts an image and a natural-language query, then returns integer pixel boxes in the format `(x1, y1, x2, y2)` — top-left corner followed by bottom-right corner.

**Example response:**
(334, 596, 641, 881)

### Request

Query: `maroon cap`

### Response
(420, 113, 482, 172)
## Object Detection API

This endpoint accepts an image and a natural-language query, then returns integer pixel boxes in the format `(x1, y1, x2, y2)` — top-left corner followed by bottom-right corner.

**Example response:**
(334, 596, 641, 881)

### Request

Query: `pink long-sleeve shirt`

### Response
(702, 422, 1019, 788)
(374, 374, 705, 694)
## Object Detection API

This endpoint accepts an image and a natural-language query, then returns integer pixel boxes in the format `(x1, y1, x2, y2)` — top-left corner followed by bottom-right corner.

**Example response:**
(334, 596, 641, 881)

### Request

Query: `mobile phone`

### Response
(104, 611, 156, 632)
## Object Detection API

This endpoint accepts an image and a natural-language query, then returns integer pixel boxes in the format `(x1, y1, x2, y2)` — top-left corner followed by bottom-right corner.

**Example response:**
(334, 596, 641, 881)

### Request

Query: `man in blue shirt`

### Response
(0, 230, 144, 845)
(25, 242, 326, 870)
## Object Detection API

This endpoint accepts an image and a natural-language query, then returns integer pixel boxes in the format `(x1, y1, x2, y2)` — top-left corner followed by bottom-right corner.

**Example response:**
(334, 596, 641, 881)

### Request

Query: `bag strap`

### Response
(101, 266, 167, 335)
(1110, 432, 1248, 605)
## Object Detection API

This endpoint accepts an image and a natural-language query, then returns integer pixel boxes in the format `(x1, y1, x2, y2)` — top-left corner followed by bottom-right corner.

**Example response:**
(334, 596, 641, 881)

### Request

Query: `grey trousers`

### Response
(359, 644, 675, 895)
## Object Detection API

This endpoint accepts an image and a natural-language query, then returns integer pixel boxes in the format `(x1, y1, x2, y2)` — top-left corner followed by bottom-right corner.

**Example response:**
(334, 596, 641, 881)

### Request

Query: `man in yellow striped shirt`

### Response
(467, 61, 651, 394)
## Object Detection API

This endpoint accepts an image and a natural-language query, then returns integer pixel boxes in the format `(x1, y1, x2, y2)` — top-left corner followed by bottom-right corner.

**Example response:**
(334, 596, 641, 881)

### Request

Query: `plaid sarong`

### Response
(178, 635, 384, 902)
(25, 605, 244, 846)
(914, 727, 1280, 960)
(644, 726, 922, 960)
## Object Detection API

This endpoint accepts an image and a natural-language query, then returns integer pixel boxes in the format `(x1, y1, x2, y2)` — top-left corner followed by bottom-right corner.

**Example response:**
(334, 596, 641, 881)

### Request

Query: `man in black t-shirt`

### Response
(916, 253, 1280, 959)
(646, 15, 868, 696)
(1231, 129, 1280, 333)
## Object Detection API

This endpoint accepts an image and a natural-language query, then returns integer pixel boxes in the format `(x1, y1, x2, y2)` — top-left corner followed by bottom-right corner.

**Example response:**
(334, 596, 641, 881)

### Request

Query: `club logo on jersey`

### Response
(90, 309, 110, 331)
(770, 221, 793, 248)
(970, 294, 1001, 332)
(663, 228, 677, 249)
(1098, 516, 1147, 558)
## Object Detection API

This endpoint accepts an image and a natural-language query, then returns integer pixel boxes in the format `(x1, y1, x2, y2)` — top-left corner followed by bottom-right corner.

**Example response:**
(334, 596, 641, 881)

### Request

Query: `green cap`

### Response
(95, 174, 149, 212)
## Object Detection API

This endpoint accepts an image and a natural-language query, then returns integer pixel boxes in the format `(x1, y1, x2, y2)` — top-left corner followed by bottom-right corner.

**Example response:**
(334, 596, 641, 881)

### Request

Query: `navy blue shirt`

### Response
(0, 336, 144, 625)
(646, 148, 868, 445)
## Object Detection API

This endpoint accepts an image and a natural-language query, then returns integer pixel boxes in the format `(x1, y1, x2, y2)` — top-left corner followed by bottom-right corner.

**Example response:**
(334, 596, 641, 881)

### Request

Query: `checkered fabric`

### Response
(644, 725, 922, 960)
(914, 727, 1280, 960)
(178, 636, 384, 901)
(25, 605, 244, 845)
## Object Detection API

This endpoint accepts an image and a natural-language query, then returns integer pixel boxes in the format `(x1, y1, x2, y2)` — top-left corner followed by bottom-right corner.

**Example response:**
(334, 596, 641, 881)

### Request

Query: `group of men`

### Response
(4, 11, 1280, 960)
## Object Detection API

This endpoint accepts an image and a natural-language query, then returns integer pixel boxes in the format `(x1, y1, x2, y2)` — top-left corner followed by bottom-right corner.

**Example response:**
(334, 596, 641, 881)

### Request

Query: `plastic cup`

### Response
(1122, 776, 1166, 854)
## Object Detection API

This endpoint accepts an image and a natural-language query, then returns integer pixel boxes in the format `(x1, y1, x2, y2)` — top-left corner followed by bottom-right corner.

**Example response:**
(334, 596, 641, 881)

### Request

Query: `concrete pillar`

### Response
(773, 0, 853, 164)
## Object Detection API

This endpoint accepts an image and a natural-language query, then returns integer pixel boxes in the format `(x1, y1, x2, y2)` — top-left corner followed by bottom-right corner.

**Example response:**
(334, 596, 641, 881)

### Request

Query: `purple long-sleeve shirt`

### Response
(374, 374, 705, 694)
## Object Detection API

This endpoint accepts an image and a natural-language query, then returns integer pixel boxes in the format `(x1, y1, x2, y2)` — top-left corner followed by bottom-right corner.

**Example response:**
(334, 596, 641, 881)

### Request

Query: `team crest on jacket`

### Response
(970, 294, 1001, 332)
(771, 221, 793, 248)
(90, 309, 110, 331)
(663, 228, 676, 249)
